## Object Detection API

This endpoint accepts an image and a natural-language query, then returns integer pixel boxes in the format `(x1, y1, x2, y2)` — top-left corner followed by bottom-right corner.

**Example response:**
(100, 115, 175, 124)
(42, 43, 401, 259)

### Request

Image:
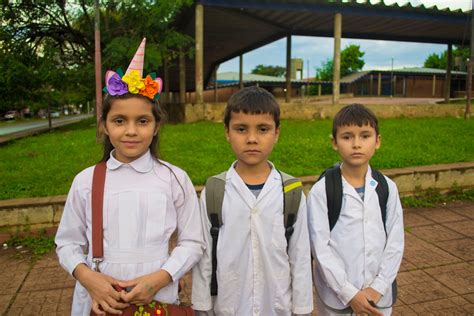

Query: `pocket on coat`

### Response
(272, 213, 288, 249)
(274, 273, 292, 313)
(214, 270, 240, 315)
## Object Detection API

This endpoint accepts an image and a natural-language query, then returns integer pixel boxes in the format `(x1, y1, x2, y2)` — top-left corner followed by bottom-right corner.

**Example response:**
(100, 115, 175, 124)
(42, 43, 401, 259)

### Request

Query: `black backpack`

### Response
(318, 165, 397, 305)
(205, 170, 303, 296)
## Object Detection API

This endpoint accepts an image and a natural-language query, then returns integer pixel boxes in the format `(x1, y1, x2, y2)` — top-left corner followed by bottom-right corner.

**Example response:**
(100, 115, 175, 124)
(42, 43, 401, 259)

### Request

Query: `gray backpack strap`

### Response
(204, 171, 226, 297)
(278, 171, 303, 242)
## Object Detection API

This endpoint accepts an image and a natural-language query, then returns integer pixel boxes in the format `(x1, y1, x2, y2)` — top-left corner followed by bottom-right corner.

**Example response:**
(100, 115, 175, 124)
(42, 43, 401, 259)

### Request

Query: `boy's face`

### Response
(332, 124, 381, 169)
(225, 111, 279, 170)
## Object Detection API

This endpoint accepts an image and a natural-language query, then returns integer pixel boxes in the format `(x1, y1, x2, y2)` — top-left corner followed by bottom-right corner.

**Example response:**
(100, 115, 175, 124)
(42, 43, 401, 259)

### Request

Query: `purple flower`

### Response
(107, 73, 128, 95)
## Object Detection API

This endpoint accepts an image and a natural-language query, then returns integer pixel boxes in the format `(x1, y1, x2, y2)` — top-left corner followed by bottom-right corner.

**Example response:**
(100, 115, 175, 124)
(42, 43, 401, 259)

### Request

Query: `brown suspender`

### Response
(91, 161, 107, 272)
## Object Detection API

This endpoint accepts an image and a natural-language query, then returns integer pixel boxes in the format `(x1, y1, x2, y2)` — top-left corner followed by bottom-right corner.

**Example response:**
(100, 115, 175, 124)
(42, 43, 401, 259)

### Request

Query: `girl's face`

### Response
(104, 97, 158, 163)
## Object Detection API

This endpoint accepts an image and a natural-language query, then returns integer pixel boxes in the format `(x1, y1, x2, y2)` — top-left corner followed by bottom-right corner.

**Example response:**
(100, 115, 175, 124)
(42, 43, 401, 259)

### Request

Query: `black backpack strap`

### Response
(278, 170, 303, 242)
(321, 166, 343, 231)
(371, 169, 389, 234)
(372, 169, 397, 305)
(204, 172, 226, 296)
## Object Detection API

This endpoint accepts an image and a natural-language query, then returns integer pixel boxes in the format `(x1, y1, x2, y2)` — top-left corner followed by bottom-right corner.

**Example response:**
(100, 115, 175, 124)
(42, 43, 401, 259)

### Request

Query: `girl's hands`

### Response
(73, 264, 129, 315)
(118, 270, 172, 305)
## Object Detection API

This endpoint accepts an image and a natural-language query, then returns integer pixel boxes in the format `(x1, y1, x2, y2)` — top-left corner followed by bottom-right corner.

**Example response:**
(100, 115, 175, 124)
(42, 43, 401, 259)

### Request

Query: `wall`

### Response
(0, 162, 473, 238)
(184, 98, 465, 123)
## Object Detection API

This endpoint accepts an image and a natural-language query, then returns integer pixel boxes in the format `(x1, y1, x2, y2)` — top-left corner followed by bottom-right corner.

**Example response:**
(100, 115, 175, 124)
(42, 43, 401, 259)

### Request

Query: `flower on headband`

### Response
(122, 70, 144, 94)
(140, 75, 159, 99)
(107, 73, 128, 96)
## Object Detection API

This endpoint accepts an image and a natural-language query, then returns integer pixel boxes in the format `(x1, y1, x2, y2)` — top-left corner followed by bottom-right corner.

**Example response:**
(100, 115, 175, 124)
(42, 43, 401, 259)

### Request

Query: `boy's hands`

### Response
(362, 287, 382, 305)
(73, 263, 129, 315)
(118, 269, 172, 305)
(349, 291, 383, 316)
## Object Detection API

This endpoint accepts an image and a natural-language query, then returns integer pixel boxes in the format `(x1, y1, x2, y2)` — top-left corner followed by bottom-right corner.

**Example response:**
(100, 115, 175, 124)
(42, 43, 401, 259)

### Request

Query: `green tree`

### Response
(0, 1, 193, 113)
(314, 44, 365, 81)
(251, 64, 286, 77)
(423, 46, 469, 69)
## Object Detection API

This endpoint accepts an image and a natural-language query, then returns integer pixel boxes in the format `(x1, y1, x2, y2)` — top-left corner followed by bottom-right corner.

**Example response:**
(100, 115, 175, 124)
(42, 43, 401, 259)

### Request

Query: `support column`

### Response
(286, 35, 292, 103)
(332, 13, 342, 104)
(393, 75, 397, 96)
(94, 0, 102, 135)
(467, 8, 474, 119)
(432, 74, 436, 97)
(377, 73, 382, 96)
(369, 74, 373, 95)
(179, 50, 186, 104)
(445, 44, 452, 103)
(318, 84, 322, 96)
(403, 76, 406, 97)
(164, 58, 169, 103)
(195, 3, 204, 104)
(239, 54, 244, 89)
(213, 67, 218, 103)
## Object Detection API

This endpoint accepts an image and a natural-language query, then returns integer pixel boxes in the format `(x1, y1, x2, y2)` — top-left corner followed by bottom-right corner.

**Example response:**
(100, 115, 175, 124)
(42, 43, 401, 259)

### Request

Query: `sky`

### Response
(217, 0, 471, 78)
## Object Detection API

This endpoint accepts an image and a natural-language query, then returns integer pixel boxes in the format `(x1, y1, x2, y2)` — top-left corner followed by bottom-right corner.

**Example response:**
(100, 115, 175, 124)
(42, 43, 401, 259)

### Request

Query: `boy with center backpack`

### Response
(307, 104, 404, 316)
(192, 86, 313, 316)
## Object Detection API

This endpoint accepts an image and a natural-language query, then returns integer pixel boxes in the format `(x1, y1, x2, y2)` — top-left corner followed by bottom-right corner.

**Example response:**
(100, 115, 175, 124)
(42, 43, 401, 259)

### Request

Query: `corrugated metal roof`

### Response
(167, 1, 471, 92)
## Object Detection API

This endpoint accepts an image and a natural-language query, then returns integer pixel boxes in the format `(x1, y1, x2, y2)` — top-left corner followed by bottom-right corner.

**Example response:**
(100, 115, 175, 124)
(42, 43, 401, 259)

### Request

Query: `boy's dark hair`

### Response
(332, 103, 379, 140)
(101, 93, 166, 162)
(224, 86, 280, 128)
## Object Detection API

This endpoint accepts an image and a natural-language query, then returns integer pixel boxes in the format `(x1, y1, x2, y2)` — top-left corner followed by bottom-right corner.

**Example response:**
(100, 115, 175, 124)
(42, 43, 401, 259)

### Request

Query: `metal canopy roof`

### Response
(168, 0, 471, 92)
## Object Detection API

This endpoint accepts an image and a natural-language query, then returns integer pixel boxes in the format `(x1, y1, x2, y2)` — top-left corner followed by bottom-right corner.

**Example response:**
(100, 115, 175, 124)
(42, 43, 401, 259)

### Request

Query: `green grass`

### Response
(5, 229, 56, 260)
(401, 187, 474, 208)
(1, 116, 474, 200)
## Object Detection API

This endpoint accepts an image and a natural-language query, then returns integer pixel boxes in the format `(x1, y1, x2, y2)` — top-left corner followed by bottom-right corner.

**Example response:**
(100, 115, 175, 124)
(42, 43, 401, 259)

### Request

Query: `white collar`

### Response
(106, 149, 154, 173)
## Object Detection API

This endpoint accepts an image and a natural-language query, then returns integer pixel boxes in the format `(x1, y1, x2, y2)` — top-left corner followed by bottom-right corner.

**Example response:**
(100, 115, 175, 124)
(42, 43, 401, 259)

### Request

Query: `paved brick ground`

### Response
(1, 201, 472, 315)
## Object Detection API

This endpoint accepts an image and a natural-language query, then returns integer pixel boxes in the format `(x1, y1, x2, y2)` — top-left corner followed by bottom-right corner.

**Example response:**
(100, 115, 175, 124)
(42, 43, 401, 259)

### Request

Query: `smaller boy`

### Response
(192, 86, 313, 316)
(307, 104, 404, 316)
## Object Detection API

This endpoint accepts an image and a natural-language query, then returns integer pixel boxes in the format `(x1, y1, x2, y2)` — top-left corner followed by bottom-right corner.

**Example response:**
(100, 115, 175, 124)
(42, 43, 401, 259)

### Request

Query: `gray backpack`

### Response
(204, 170, 303, 296)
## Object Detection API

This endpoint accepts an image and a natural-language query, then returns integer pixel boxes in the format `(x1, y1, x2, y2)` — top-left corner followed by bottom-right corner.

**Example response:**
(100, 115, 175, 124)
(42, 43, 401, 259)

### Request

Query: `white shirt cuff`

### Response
(370, 276, 389, 296)
(63, 255, 88, 276)
(292, 306, 313, 314)
(338, 282, 360, 305)
(161, 257, 182, 282)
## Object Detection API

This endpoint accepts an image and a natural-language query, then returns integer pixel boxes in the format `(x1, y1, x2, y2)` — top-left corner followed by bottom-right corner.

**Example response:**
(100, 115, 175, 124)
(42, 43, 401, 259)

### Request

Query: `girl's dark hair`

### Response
(224, 86, 280, 127)
(100, 93, 166, 162)
(332, 103, 379, 140)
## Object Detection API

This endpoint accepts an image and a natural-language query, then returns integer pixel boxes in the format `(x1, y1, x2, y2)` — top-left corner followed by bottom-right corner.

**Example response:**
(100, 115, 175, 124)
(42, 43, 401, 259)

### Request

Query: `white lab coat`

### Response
(307, 166, 404, 315)
(192, 162, 313, 316)
(55, 150, 205, 315)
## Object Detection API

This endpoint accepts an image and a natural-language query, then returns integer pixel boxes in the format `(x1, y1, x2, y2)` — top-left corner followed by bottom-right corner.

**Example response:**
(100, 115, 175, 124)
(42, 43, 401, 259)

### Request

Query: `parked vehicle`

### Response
(4, 110, 20, 121)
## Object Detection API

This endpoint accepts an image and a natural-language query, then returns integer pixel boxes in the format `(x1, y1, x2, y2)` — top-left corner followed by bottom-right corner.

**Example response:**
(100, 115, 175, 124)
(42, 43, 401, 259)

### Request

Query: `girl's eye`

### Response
(139, 118, 149, 124)
(114, 118, 124, 124)
(342, 135, 350, 140)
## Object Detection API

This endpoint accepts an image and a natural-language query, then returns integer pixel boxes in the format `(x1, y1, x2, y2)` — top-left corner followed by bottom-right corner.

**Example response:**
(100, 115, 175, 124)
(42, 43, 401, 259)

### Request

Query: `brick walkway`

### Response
(1, 201, 472, 315)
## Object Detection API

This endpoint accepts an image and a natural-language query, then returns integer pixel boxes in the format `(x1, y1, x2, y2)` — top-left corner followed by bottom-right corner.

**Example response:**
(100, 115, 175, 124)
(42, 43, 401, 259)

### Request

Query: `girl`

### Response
(55, 38, 205, 315)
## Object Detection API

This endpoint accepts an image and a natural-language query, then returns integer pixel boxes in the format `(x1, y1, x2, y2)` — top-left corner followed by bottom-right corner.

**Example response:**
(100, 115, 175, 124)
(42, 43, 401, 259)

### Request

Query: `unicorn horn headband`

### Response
(103, 38, 163, 100)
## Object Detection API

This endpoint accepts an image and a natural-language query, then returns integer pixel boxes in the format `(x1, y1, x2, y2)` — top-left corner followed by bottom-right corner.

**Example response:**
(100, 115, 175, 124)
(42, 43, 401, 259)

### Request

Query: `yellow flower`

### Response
(122, 70, 145, 94)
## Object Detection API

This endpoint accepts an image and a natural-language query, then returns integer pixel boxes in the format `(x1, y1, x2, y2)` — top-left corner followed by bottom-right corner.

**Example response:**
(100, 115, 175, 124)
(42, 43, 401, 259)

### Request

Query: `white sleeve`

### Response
(191, 188, 214, 312)
(369, 179, 405, 296)
(55, 175, 89, 275)
(307, 180, 359, 305)
(161, 173, 205, 282)
(288, 192, 314, 314)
